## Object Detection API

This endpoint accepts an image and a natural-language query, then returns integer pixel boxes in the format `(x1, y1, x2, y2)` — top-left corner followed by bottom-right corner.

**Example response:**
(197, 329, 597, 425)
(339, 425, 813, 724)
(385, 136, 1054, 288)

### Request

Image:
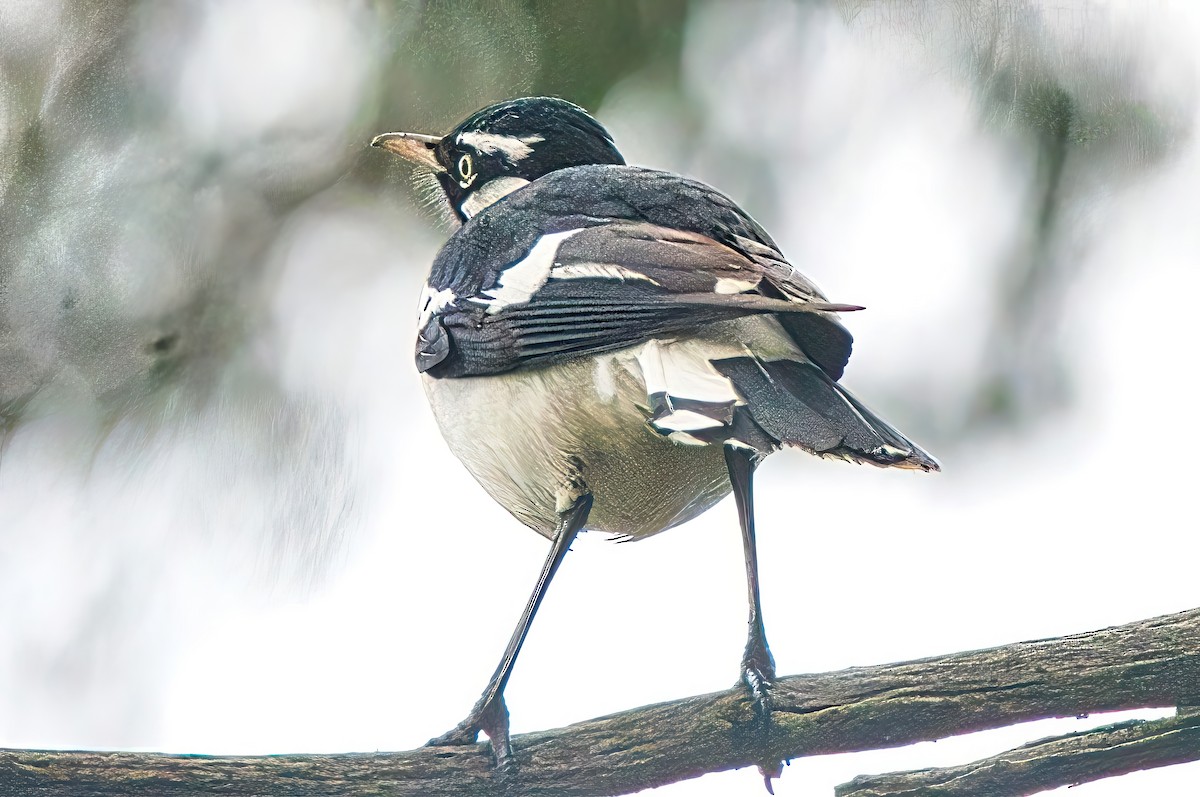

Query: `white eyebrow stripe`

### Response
(471, 229, 584, 313)
(460, 176, 530, 218)
(457, 131, 545, 161)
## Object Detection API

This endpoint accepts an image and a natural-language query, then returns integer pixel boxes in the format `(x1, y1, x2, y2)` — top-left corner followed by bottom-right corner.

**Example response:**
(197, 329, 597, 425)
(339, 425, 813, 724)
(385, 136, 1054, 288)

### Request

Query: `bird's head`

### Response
(372, 97, 624, 223)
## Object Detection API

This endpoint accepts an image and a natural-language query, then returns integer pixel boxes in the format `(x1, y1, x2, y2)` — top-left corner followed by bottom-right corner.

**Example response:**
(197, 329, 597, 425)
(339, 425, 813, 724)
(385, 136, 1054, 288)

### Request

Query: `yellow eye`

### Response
(457, 153, 474, 182)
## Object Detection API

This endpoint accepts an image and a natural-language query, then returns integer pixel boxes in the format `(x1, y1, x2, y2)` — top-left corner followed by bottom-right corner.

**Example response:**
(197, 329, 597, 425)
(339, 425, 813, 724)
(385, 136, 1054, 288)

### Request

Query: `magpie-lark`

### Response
(373, 97, 939, 768)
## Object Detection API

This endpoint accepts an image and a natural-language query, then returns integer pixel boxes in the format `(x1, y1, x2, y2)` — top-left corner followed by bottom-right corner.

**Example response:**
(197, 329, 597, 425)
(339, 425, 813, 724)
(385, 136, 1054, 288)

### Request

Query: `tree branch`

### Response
(836, 711, 1200, 796)
(3, 609, 1197, 797)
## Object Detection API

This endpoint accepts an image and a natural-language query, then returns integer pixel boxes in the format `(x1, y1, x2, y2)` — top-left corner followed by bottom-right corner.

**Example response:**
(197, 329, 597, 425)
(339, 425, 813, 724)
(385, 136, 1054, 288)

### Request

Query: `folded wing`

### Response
(423, 220, 857, 379)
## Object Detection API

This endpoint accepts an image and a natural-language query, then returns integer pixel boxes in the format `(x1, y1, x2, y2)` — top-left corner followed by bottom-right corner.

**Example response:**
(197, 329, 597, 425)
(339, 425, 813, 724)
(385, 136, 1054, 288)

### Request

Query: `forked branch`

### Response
(2, 609, 1197, 796)
(838, 712, 1200, 796)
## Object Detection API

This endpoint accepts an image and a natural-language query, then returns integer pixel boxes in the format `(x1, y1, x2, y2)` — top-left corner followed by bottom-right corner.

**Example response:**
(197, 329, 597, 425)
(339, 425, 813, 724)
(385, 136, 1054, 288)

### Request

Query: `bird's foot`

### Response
(741, 641, 783, 792)
(741, 642, 776, 721)
(426, 692, 513, 769)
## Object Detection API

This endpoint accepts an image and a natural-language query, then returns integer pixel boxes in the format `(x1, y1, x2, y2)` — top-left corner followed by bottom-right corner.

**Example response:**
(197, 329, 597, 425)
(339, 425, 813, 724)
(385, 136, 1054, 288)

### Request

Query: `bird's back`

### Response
(421, 162, 936, 537)
(425, 163, 855, 381)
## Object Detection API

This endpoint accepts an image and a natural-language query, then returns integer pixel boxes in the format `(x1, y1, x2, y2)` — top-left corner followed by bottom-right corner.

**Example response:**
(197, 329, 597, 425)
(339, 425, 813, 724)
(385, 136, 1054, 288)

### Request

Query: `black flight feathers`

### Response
(712, 358, 940, 471)
(419, 165, 858, 380)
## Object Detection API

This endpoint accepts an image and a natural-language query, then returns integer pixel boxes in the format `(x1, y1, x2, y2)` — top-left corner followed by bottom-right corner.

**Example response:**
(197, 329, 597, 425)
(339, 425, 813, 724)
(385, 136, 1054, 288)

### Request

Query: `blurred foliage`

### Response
(0, 0, 1193, 743)
(2, 0, 695, 434)
(355, 0, 688, 188)
(0, 0, 1192, 456)
(382, 0, 687, 115)
(842, 0, 1191, 430)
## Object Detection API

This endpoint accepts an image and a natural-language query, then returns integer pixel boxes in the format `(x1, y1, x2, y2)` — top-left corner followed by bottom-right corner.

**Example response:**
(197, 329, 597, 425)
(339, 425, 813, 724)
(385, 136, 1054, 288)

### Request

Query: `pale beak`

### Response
(370, 131, 443, 171)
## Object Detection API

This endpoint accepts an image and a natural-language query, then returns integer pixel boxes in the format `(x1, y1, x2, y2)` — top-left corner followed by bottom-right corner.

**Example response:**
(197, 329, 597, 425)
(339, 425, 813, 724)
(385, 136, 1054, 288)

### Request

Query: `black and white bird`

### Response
(372, 97, 938, 766)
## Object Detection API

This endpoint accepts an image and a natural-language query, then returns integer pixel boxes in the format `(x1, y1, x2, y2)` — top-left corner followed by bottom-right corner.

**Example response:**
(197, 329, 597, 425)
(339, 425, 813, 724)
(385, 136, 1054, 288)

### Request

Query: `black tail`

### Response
(712, 356, 940, 471)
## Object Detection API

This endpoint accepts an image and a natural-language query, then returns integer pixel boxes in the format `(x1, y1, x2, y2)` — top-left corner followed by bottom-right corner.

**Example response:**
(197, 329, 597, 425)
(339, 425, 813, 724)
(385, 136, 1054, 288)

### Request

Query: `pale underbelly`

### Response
(421, 319, 801, 539)
(423, 354, 731, 539)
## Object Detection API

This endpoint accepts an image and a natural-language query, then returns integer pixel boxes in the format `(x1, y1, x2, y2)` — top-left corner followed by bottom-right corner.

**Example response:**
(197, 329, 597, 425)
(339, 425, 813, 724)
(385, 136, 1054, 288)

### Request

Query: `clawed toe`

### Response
(741, 649, 783, 792)
(426, 720, 481, 748)
(741, 637, 776, 720)
(741, 659, 775, 720)
(425, 694, 513, 768)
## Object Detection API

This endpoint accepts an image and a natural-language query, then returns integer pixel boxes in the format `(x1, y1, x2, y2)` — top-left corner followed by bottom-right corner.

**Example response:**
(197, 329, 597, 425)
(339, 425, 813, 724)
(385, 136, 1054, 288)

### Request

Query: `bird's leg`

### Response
(426, 493, 593, 768)
(724, 445, 776, 717)
(726, 445, 784, 791)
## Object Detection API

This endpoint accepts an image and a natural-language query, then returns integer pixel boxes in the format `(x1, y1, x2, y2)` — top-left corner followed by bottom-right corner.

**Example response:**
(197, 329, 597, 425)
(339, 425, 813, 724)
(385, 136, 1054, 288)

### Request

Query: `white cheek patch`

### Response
(457, 131, 544, 161)
(470, 229, 583, 313)
(417, 283, 457, 328)
(460, 176, 530, 218)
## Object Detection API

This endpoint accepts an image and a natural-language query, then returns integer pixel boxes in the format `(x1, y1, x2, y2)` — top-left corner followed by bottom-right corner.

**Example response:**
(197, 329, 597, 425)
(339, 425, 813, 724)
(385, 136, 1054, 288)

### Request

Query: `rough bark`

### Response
(2, 609, 1197, 797)
(837, 712, 1200, 797)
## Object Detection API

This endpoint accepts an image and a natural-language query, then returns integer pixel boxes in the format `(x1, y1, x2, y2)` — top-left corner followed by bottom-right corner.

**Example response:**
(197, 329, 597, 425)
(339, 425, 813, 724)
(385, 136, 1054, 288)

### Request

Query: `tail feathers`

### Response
(829, 380, 941, 471)
(712, 357, 940, 472)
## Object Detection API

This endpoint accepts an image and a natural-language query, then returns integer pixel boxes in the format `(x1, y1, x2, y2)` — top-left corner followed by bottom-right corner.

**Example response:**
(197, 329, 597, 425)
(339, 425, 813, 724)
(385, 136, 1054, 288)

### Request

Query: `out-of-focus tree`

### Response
(0, 1, 1194, 791)
(841, 1, 1191, 432)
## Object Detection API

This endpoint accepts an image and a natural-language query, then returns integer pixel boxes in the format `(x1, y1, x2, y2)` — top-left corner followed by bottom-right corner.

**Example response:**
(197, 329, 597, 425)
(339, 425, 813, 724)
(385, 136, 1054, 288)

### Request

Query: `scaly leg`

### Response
(427, 494, 593, 767)
(726, 445, 784, 791)
(724, 446, 776, 717)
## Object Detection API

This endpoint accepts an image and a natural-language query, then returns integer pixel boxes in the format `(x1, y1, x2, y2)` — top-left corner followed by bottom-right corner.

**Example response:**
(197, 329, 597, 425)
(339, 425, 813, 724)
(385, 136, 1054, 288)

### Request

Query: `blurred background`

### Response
(1, 0, 1197, 794)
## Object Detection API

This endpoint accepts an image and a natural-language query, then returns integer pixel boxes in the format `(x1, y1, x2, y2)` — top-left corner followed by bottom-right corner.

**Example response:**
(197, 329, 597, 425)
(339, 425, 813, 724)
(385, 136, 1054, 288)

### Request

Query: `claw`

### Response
(425, 719, 479, 748)
(425, 693, 513, 768)
(761, 761, 784, 794)
(742, 660, 774, 720)
(741, 634, 777, 719)
(741, 640, 782, 790)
